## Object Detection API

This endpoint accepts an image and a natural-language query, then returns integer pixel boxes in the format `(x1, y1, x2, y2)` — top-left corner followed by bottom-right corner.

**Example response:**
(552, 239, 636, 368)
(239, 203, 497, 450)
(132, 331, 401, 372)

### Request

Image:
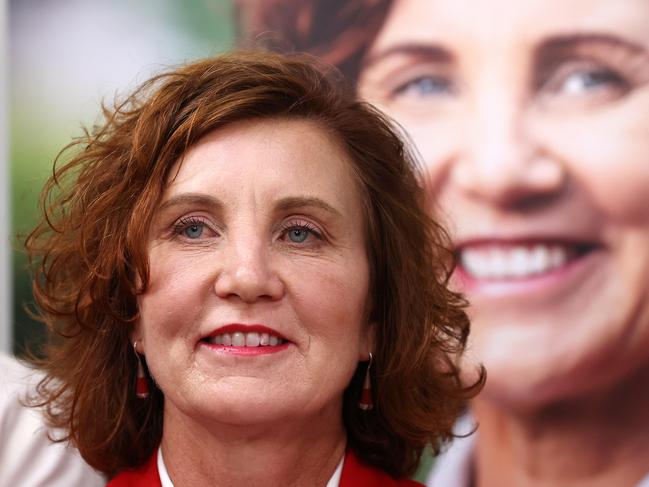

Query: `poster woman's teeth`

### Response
(460, 245, 572, 280)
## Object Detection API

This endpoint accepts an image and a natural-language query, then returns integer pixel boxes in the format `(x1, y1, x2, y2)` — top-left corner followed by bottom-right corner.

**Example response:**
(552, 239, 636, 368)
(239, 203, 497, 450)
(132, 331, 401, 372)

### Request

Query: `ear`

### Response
(359, 321, 376, 361)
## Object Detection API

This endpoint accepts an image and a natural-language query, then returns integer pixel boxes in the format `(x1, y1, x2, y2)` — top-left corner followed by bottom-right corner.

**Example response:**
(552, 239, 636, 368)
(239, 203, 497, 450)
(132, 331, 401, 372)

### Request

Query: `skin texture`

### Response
(357, 0, 649, 485)
(134, 118, 372, 486)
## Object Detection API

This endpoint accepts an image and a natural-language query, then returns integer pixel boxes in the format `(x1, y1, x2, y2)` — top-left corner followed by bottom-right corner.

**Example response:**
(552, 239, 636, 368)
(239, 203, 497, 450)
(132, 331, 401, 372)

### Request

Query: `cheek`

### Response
(409, 121, 457, 171)
(288, 258, 370, 349)
(136, 255, 213, 391)
(585, 160, 649, 225)
(541, 98, 649, 223)
(138, 251, 211, 341)
(362, 96, 461, 190)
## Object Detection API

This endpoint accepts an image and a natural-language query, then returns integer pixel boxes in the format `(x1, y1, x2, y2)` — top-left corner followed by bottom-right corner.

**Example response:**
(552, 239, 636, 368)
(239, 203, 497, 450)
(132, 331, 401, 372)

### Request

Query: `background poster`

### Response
(8, 2, 649, 485)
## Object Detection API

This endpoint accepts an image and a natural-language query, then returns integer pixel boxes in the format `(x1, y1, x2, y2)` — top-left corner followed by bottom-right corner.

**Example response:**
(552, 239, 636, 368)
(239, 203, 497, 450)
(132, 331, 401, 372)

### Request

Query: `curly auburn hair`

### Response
(26, 50, 483, 479)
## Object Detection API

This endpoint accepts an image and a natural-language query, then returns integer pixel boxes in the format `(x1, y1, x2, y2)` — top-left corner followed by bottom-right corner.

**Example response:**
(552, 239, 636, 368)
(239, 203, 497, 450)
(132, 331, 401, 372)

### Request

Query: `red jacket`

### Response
(108, 448, 423, 487)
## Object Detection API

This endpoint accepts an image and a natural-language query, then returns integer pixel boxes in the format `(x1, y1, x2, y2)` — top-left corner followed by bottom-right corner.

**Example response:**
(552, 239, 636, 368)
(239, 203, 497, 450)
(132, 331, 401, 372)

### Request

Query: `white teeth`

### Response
(460, 244, 571, 280)
(232, 332, 245, 347)
(206, 331, 284, 347)
(529, 245, 548, 275)
(510, 248, 529, 277)
(245, 333, 260, 347)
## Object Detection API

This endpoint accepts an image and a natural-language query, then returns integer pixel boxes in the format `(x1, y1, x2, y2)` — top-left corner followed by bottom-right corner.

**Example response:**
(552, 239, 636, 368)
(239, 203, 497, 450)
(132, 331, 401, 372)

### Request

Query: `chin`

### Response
(478, 372, 582, 414)
(475, 345, 637, 414)
(468, 302, 642, 410)
(186, 394, 297, 427)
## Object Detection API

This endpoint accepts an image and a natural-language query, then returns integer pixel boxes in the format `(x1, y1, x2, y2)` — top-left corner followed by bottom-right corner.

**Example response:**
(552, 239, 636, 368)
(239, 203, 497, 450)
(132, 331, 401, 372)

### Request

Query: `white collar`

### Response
(326, 456, 345, 487)
(157, 448, 173, 487)
(157, 447, 344, 487)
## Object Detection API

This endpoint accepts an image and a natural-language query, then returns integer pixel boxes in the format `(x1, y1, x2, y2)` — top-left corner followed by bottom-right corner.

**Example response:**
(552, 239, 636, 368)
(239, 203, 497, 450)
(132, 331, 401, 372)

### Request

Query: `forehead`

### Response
(164, 117, 364, 215)
(372, 0, 649, 53)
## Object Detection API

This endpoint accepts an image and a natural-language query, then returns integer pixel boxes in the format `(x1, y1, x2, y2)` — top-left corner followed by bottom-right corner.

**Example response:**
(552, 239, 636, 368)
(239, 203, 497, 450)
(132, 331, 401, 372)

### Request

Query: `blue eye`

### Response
(395, 76, 454, 98)
(280, 221, 322, 246)
(540, 60, 629, 101)
(172, 217, 215, 240)
(287, 228, 309, 243)
(560, 69, 625, 95)
(184, 224, 204, 239)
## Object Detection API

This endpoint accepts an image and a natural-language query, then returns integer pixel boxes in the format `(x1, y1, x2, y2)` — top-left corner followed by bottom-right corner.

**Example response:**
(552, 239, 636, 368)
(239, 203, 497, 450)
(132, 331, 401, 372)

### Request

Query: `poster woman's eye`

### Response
(540, 61, 630, 101)
(561, 69, 626, 95)
(394, 75, 454, 98)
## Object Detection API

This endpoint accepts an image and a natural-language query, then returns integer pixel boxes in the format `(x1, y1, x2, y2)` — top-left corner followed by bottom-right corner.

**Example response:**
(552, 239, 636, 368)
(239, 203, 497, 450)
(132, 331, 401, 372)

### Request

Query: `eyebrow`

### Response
(157, 194, 224, 213)
(363, 42, 454, 68)
(537, 33, 647, 58)
(275, 196, 342, 218)
(365, 34, 647, 67)
(157, 194, 342, 218)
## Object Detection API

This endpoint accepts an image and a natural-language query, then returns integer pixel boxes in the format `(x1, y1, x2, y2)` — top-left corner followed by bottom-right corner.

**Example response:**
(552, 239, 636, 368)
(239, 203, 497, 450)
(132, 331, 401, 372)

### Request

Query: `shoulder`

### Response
(0, 353, 32, 393)
(0, 353, 105, 486)
(340, 449, 424, 487)
(108, 452, 161, 487)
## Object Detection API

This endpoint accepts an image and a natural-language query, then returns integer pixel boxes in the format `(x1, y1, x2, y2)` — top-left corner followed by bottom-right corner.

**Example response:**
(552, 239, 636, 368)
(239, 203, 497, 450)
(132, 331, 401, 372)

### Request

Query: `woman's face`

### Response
(136, 118, 372, 428)
(359, 0, 649, 410)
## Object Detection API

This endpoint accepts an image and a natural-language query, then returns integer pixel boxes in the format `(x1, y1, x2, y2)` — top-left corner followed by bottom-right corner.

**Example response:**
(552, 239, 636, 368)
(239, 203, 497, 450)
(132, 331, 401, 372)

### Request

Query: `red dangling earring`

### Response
(358, 352, 373, 411)
(133, 341, 149, 399)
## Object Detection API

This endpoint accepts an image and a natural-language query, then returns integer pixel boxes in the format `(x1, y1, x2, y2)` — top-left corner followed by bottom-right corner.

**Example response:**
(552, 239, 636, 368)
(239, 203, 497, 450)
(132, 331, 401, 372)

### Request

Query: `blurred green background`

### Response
(10, 0, 235, 355)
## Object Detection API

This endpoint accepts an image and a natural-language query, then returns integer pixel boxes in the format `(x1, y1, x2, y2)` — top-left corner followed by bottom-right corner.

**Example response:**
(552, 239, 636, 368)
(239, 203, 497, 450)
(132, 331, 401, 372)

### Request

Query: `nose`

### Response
(450, 96, 566, 209)
(213, 236, 284, 303)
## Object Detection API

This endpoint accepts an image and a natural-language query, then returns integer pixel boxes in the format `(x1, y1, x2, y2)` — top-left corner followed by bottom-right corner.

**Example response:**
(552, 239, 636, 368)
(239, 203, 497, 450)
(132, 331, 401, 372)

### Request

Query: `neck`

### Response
(473, 366, 649, 487)
(160, 402, 345, 487)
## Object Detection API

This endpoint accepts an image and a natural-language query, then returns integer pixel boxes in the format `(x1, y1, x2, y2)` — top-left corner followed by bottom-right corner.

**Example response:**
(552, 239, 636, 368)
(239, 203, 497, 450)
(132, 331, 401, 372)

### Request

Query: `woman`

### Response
(26, 51, 483, 485)
(240, 1, 649, 486)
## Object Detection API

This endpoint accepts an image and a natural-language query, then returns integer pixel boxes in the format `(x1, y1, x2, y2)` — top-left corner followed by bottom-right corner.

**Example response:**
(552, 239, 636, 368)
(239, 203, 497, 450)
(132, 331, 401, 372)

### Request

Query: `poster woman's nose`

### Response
(449, 106, 567, 208)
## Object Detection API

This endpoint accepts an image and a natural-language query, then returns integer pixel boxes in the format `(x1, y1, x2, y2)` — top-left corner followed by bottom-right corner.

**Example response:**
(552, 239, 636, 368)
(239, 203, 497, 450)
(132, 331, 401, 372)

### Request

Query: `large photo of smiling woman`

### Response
(238, 0, 649, 486)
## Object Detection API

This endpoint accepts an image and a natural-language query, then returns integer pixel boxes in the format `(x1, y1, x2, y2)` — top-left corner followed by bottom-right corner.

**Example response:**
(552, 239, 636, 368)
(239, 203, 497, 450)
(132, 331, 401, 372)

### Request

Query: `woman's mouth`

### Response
(201, 332, 286, 347)
(199, 324, 290, 355)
